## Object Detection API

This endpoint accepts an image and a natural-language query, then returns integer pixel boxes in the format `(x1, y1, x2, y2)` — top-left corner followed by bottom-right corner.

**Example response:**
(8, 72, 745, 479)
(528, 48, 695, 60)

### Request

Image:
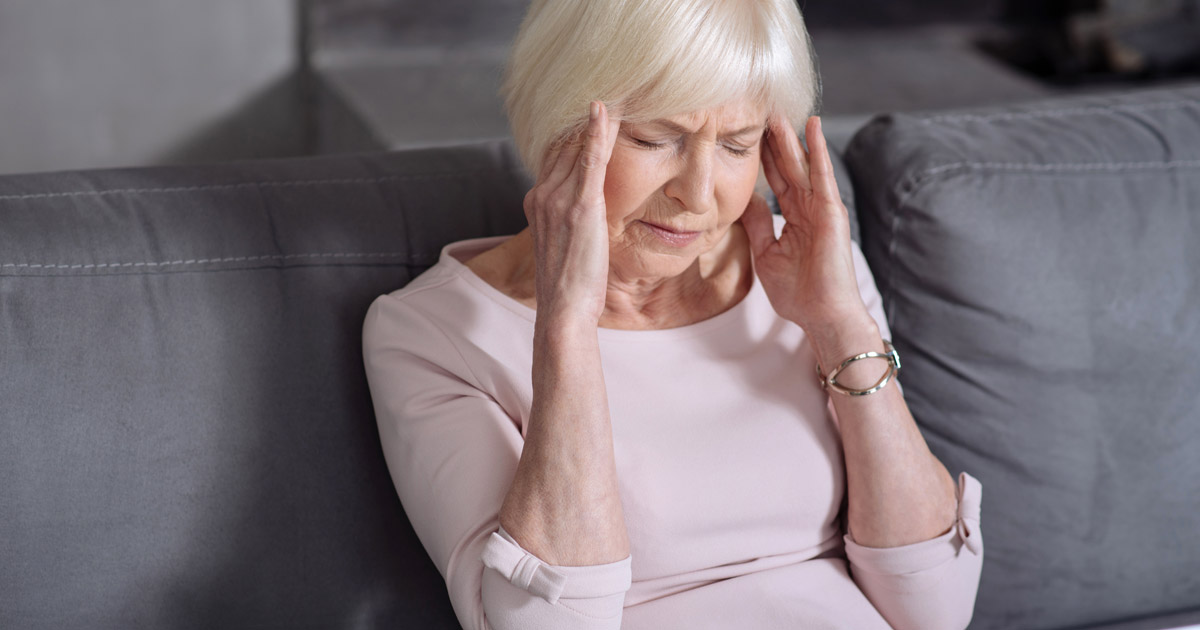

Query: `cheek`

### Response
(603, 153, 663, 226)
(717, 159, 762, 222)
(602, 174, 635, 230)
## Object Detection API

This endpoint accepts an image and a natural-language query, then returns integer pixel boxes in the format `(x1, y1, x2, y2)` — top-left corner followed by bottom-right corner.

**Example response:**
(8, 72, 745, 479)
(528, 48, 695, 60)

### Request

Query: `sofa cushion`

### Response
(0, 142, 529, 629)
(845, 84, 1200, 629)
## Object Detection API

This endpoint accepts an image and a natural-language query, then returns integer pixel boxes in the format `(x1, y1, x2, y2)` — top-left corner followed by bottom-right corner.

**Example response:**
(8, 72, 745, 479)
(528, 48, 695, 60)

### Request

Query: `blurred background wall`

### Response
(0, 0, 305, 176)
(1, 0, 1195, 176)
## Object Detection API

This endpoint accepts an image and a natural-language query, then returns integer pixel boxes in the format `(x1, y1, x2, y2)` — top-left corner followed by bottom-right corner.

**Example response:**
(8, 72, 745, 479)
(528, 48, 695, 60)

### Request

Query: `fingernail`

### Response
(590, 102, 600, 120)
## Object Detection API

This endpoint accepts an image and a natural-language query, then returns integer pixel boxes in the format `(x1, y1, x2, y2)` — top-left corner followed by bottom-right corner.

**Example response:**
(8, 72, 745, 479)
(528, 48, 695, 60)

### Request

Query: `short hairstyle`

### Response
(502, 0, 822, 174)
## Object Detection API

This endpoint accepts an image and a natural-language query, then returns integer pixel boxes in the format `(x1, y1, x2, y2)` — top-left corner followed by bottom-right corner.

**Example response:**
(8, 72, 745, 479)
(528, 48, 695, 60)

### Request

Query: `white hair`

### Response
(502, 0, 822, 174)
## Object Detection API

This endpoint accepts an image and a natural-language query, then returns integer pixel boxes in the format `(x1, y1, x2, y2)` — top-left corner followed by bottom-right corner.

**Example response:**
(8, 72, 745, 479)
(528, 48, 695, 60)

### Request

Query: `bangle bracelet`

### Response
(816, 339, 901, 397)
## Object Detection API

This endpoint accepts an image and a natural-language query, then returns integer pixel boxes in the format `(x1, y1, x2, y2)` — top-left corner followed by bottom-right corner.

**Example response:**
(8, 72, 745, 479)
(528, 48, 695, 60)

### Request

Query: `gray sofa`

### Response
(3, 84, 1198, 630)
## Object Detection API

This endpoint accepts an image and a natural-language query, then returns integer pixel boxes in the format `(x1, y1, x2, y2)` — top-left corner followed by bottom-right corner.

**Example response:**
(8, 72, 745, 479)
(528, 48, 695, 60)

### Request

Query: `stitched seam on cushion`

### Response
(884, 157, 1200, 323)
(896, 159, 1200, 209)
(886, 188, 902, 327)
(893, 159, 1200, 232)
(916, 159, 1200, 177)
(918, 99, 1197, 124)
(0, 169, 526, 201)
(0, 251, 423, 270)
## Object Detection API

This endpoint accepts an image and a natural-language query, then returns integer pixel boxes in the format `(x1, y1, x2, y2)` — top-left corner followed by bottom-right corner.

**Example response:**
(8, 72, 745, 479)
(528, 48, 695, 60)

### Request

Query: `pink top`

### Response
(362, 221, 984, 630)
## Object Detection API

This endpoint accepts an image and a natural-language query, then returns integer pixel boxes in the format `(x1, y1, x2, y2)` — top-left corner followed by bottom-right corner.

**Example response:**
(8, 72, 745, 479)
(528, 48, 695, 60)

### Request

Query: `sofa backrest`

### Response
(0, 120, 862, 628)
(845, 83, 1200, 629)
(0, 142, 530, 629)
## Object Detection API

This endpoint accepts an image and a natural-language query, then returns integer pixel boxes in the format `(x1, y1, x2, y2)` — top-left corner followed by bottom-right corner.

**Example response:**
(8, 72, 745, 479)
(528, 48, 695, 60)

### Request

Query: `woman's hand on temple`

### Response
(741, 116, 874, 340)
(524, 101, 621, 328)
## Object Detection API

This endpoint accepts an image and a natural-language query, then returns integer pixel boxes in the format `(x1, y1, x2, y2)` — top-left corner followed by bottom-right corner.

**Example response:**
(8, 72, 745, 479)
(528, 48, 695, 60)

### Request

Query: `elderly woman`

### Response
(362, 0, 984, 628)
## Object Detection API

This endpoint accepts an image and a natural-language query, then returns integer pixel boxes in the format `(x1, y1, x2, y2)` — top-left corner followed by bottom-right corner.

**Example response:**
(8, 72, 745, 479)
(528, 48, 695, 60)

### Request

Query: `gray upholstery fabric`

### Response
(0, 143, 530, 629)
(829, 141, 860, 244)
(845, 84, 1200, 629)
(0, 131, 857, 630)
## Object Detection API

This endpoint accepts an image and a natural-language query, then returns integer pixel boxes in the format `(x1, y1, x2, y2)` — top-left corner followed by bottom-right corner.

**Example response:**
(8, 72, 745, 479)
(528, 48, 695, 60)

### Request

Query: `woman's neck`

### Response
(600, 226, 751, 329)
(464, 226, 753, 331)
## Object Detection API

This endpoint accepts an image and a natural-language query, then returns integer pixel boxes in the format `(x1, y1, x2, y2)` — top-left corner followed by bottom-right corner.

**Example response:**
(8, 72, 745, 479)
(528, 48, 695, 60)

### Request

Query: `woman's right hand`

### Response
(524, 101, 621, 328)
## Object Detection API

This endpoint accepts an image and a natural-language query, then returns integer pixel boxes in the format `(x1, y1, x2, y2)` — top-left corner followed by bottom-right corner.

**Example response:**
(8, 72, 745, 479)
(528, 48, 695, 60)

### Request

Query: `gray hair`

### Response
(503, 0, 822, 174)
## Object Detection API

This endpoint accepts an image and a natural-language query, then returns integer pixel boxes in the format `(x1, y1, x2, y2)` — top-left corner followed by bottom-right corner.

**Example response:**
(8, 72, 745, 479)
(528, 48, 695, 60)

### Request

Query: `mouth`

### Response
(639, 220, 703, 247)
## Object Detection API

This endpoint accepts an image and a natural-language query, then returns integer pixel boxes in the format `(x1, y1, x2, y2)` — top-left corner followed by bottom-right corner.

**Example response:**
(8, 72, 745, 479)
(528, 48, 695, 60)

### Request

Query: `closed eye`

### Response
(630, 132, 754, 157)
(632, 137, 666, 150)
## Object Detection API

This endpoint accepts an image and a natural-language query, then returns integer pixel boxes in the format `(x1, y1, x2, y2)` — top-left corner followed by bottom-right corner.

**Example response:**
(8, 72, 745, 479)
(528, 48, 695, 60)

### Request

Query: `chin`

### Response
(611, 245, 704, 283)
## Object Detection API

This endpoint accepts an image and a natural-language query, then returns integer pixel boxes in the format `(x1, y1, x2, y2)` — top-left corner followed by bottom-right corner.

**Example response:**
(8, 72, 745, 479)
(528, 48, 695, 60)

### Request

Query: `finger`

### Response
(780, 116, 814, 192)
(536, 141, 562, 182)
(528, 134, 583, 226)
(739, 193, 777, 259)
(546, 133, 585, 188)
(805, 116, 841, 204)
(602, 103, 621, 158)
(768, 116, 812, 195)
(760, 134, 788, 197)
(572, 101, 615, 203)
(764, 130, 805, 224)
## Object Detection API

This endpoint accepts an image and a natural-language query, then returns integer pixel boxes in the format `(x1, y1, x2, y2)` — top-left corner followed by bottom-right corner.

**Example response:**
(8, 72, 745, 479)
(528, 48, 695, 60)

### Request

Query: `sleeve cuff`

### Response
(480, 526, 633, 604)
(844, 471, 983, 576)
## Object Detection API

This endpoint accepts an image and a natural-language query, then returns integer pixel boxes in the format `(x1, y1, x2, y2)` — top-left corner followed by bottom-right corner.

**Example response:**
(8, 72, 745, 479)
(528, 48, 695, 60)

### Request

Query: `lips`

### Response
(640, 220, 702, 247)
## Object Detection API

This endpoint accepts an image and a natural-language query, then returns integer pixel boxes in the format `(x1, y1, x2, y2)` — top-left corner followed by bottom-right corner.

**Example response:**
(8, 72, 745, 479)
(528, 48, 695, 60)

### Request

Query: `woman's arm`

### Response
(742, 116, 983, 629)
(498, 317, 630, 566)
(364, 294, 631, 630)
(831, 243, 985, 630)
(497, 101, 630, 567)
(364, 103, 631, 630)
(743, 114, 957, 545)
(809, 313, 958, 548)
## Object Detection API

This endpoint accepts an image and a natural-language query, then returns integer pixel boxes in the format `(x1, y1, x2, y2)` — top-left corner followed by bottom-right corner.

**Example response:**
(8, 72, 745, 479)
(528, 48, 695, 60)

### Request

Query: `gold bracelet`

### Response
(816, 339, 901, 397)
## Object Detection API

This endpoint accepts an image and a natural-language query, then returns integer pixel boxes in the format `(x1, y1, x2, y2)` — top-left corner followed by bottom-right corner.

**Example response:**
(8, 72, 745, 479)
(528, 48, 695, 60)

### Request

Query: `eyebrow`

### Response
(640, 119, 767, 139)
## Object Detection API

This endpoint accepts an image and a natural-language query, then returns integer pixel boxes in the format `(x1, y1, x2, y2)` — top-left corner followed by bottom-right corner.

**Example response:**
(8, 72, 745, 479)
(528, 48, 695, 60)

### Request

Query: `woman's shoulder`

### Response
(364, 247, 475, 333)
(462, 230, 536, 308)
(363, 234, 534, 351)
(362, 267, 460, 355)
(377, 234, 514, 306)
(361, 263, 489, 389)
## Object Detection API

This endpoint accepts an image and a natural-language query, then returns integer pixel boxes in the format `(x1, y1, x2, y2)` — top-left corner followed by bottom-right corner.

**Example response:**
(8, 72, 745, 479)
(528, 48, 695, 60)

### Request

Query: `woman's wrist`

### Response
(806, 315, 885, 380)
(535, 310, 600, 351)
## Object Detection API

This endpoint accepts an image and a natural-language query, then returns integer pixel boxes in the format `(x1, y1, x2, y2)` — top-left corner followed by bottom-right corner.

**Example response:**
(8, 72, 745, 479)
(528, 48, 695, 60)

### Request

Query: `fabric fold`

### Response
(481, 526, 633, 605)
(955, 472, 983, 556)
(843, 471, 983, 577)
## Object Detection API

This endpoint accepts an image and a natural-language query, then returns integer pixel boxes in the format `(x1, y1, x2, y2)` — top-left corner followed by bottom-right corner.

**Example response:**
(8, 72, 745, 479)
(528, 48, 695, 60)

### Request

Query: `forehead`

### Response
(644, 96, 769, 132)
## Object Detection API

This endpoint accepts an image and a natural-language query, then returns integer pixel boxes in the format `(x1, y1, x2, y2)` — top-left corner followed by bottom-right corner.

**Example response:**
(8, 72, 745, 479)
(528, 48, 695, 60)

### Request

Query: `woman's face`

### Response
(603, 96, 768, 283)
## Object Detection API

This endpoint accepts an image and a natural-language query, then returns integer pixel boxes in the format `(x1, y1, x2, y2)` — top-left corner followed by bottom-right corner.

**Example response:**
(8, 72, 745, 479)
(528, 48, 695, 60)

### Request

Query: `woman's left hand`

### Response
(740, 116, 872, 338)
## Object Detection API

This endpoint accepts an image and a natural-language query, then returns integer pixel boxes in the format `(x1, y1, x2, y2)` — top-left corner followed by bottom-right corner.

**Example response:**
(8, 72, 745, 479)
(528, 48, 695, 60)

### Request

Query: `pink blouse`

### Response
(362, 221, 984, 630)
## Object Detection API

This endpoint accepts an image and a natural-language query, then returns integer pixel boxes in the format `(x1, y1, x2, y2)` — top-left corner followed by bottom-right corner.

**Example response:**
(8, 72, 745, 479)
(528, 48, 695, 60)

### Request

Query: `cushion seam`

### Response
(0, 251, 425, 271)
(912, 160, 1200, 180)
(0, 169, 527, 202)
(917, 97, 1198, 124)
(882, 157, 1200, 324)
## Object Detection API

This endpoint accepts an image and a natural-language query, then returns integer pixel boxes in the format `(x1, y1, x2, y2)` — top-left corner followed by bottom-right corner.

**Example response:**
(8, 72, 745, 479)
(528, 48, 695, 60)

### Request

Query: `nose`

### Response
(663, 144, 717, 216)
